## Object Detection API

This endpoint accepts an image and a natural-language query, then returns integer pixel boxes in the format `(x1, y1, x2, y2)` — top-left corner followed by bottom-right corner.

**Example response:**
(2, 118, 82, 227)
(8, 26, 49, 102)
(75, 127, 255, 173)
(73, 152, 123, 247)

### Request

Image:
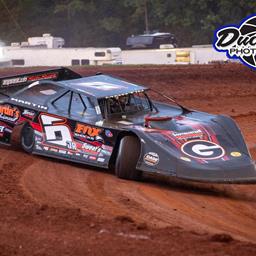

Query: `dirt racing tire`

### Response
(21, 123, 35, 153)
(115, 136, 141, 180)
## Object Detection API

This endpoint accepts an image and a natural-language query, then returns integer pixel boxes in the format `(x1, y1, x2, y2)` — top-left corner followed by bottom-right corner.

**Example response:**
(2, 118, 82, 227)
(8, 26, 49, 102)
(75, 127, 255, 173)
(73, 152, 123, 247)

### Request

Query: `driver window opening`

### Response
(52, 91, 96, 117)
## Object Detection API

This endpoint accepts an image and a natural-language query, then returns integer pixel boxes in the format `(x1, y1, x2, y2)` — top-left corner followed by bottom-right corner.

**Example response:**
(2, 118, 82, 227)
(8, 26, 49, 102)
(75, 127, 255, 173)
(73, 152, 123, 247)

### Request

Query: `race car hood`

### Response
(133, 112, 256, 183)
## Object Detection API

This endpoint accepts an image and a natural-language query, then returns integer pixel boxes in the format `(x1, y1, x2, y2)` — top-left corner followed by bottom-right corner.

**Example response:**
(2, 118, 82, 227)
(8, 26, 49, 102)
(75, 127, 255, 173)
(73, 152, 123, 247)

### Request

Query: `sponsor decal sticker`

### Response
(35, 145, 43, 151)
(95, 105, 101, 115)
(27, 73, 58, 82)
(144, 152, 159, 166)
(0, 126, 5, 133)
(2, 77, 27, 87)
(66, 140, 77, 150)
(35, 136, 42, 142)
(0, 125, 11, 136)
(180, 156, 191, 162)
(0, 105, 20, 122)
(97, 157, 105, 163)
(105, 129, 113, 138)
(214, 15, 256, 69)
(172, 129, 203, 140)
(231, 151, 241, 157)
(75, 123, 101, 137)
(181, 140, 225, 160)
(22, 109, 35, 119)
(50, 148, 58, 153)
(82, 143, 101, 153)
(59, 149, 67, 154)
(1, 73, 58, 88)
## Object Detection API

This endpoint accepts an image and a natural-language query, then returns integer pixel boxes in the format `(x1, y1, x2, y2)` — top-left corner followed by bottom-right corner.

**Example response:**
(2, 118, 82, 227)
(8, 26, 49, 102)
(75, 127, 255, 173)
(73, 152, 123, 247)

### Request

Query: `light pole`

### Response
(144, 0, 149, 34)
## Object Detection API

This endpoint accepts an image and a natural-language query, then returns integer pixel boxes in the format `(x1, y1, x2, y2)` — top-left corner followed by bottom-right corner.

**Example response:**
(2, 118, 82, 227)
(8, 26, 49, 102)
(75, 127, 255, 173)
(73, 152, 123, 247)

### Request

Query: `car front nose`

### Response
(176, 156, 256, 183)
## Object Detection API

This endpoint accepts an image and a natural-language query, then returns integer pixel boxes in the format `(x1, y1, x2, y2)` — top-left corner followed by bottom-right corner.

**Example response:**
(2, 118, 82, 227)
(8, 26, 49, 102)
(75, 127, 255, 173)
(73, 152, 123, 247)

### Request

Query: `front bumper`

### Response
(177, 158, 256, 183)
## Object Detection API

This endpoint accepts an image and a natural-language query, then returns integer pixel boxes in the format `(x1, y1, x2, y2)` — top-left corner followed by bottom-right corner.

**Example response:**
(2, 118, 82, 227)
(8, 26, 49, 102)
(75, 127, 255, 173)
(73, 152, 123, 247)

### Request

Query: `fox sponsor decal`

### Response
(181, 140, 225, 160)
(75, 123, 101, 137)
(0, 105, 20, 122)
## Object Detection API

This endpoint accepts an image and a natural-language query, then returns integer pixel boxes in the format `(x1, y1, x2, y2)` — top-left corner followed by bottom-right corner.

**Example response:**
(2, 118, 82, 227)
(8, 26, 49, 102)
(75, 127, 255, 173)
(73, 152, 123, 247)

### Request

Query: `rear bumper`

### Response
(177, 159, 256, 184)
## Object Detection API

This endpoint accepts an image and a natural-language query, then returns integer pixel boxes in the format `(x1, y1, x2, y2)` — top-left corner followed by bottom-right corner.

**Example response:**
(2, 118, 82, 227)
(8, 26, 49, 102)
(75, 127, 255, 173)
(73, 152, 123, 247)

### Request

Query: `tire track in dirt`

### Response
(20, 151, 256, 243)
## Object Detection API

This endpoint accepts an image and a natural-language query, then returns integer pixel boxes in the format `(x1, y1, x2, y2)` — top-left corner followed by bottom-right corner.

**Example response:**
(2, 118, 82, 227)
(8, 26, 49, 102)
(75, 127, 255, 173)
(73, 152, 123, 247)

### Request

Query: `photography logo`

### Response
(214, 15, 256, 69)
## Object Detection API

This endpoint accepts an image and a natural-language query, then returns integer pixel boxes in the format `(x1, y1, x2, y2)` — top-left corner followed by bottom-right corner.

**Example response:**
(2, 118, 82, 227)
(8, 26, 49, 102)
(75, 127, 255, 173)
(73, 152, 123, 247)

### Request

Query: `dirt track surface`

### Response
(1, 64, 256, 255)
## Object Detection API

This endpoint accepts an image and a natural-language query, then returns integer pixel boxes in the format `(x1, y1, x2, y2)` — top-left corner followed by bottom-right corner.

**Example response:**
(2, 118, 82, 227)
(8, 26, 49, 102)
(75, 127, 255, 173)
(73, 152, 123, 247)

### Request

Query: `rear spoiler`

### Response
(0, 67, 82, 89)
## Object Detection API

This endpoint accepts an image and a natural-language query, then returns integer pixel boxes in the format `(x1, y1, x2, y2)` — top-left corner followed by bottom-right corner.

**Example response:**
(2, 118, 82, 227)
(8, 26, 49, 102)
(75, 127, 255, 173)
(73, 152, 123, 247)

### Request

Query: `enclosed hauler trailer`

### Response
(2, 47, 122, 66)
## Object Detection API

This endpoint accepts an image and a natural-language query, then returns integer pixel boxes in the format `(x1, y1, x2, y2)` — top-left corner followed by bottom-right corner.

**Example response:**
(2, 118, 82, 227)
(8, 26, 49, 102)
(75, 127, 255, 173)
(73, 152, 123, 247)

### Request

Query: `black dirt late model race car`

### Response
(0, 67, 255, 183)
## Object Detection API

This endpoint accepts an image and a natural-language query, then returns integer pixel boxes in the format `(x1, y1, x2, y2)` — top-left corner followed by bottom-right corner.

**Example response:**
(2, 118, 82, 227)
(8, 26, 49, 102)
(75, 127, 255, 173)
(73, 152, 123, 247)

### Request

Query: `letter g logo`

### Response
(181, 140, 225, 160)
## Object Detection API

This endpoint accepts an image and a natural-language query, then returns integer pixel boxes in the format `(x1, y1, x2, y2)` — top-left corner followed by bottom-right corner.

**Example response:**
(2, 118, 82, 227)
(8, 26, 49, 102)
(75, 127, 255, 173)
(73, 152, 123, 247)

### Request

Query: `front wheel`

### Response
(115, 136, 141, 180)
(21, 123, 35, 153)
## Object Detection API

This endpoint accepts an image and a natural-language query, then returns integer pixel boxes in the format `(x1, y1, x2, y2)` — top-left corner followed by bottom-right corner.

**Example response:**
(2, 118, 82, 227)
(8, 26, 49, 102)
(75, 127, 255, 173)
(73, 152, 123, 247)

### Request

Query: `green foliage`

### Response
(0, 0, 255, 47)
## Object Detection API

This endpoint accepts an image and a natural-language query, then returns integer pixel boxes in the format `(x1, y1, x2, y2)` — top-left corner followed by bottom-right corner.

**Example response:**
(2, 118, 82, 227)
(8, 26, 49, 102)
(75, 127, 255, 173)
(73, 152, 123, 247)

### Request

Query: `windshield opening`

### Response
(99, 92, 153, 118)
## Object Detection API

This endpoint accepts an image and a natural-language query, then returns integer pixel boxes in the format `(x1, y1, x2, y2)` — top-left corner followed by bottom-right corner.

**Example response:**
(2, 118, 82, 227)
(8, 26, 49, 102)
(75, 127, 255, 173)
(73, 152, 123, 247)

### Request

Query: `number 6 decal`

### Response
(40, 114, 72, 147)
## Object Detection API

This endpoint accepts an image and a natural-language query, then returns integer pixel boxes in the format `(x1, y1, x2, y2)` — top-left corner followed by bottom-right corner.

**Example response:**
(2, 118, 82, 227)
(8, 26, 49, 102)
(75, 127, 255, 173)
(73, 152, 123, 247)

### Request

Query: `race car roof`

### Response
(60, 74, 147, 98)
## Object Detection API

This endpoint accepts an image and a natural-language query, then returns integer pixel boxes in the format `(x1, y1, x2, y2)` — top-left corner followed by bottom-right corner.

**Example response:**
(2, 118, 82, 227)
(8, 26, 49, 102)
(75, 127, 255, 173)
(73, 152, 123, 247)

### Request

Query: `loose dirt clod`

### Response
(210, 233, 234, 243)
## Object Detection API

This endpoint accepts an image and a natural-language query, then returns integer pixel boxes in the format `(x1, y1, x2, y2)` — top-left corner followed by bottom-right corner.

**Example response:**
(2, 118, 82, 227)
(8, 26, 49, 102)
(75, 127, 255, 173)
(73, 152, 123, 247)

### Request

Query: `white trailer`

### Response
(27, 33, 65, 48)
(122, 46, 228, 65)
(122, 48, 177, 65)
(0, 44, 11, 67)
(191, 45, 228, 64)
(2, 47, 122, 66)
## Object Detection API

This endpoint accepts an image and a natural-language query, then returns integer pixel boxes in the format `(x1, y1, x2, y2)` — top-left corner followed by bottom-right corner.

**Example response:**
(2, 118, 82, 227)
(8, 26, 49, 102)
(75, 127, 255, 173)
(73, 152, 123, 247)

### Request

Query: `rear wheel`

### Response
(21, 123, 35, 153)
(115, 136, 141, 180)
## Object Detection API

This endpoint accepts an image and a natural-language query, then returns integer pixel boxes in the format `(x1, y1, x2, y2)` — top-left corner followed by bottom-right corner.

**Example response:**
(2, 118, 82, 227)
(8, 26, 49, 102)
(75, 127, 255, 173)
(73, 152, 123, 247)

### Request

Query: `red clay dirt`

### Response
(1, 64, 256, 255)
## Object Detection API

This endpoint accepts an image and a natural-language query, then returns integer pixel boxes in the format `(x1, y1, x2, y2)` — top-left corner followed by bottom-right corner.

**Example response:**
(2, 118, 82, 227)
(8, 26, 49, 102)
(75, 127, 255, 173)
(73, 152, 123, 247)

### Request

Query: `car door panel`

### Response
(33, 112, 117, 168)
